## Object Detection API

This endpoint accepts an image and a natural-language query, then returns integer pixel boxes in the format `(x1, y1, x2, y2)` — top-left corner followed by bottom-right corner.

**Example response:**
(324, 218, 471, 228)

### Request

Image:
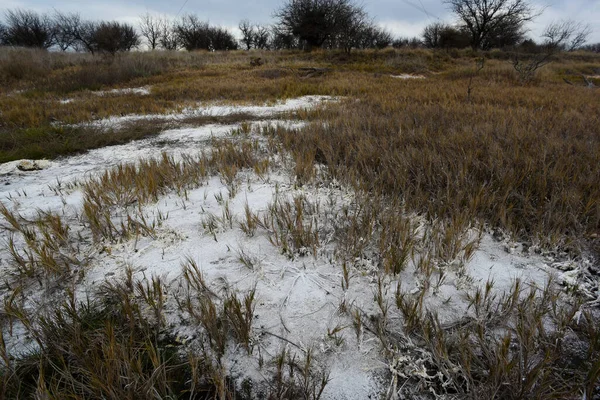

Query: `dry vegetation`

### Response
(275, 68, 600, 251)
(1, 46, 600, 399)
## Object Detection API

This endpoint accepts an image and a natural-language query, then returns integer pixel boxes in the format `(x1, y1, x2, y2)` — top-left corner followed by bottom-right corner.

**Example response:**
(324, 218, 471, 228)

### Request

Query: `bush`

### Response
(581, 42, 600, 53)
(51, 13, 139, 55)
(0, 283, 220, 399)
(393, 37, 423, 49)
(1, 9, 56, 49)
(49, 54, 168, 92)
(0, 22, 6, 44)
(0, 47, 51, 83)
(90, 21, 140, 55)
(175, 15, 237, 51)
(423, 22, 471, 49)
(275, 0, 373, 52)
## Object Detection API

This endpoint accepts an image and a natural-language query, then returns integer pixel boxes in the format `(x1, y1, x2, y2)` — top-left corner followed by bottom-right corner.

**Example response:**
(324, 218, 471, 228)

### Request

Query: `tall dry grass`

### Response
(274, 65, 600, 252)
(0, 47, 599, 399)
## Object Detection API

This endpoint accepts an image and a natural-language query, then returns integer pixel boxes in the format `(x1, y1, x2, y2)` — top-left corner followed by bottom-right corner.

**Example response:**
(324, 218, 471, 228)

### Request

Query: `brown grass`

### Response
(1, 47, 599, 399)
(390, 278, 600, 399)
(273, 63, 600, 251)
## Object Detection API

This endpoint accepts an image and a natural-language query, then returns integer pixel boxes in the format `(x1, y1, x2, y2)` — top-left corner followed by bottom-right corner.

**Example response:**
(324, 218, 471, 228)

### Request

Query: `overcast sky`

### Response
(1, 0, 599, 43)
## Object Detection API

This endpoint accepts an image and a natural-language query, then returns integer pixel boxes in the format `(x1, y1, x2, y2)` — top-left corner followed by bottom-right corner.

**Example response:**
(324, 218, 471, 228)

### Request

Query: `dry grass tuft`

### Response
(1, 48, 599, 399)
(389, 279, 600, 399)
(273, 69, 600, 252)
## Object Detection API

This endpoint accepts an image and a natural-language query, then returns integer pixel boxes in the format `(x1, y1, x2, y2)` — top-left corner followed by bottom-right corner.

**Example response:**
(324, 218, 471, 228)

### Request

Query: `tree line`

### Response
(0, 10, 140, 54)
(0, 0, 596, 54)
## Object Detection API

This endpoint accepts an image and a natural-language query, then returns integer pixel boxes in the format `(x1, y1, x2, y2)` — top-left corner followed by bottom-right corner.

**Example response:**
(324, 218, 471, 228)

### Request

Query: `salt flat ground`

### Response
(0, 95, 595, 399)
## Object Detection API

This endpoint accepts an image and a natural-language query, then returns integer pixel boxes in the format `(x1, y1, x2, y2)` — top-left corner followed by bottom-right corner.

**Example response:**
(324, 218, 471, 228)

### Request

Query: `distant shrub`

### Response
(0, 47, 51, 82)
(422, 23, 470, 50)
(175, 15, 238, 51)
(49, 54, 167, 92)
(1, 9, 56, 49)
(91, 21, 140, 55)
(393, 37, 423, 49)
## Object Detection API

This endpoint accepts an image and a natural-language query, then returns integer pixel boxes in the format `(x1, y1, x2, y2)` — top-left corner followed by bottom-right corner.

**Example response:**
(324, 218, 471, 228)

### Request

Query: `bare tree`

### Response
(74, 21, 99, 53)
(393, 37, 423, 48)
(54, 14, 139, 55)
(274, 0, 365, 51)
(353, 24, 392, 50)
(440, 25, 471, 49)
(563, 20, 592, 51)
(0, 21, 7, 45)
(581, 43, 600, 53)
(139, 13, 162, 50)
(444, 0, 536, 50)
(54, 12, 98, 54)
(53, 13, 76, 51)
(239, 19, 254, 50)
(92, 21, 140, 55)
(175, 15, 237, 51)
(422, 22, 444, 48)
(539, 20, 592, 52)
(210, 26, 238, 50)
(422, 23, 470, 49)
(2, 9, 56, 49)
(511, 20, 581, 83)
(175, 15, 211, 51)
(253, 24, 271, 49)
(159, 17, 178, 50)
(270, 25, 299, 49)
(334, 3, 369, 53)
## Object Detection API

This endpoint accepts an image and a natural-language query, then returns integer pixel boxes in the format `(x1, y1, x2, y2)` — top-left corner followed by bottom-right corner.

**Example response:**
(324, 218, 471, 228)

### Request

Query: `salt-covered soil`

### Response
(71, 95, 338, 129)
(390, 74, 426, 80)
(92, 86, 152, 96)
(0, 95, 597, 399)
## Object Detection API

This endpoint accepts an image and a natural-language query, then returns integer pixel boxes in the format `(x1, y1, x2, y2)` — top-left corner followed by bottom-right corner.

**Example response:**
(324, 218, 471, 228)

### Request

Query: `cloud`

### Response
(529, 1, 600, 42)
(378, 20, 430, 38)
